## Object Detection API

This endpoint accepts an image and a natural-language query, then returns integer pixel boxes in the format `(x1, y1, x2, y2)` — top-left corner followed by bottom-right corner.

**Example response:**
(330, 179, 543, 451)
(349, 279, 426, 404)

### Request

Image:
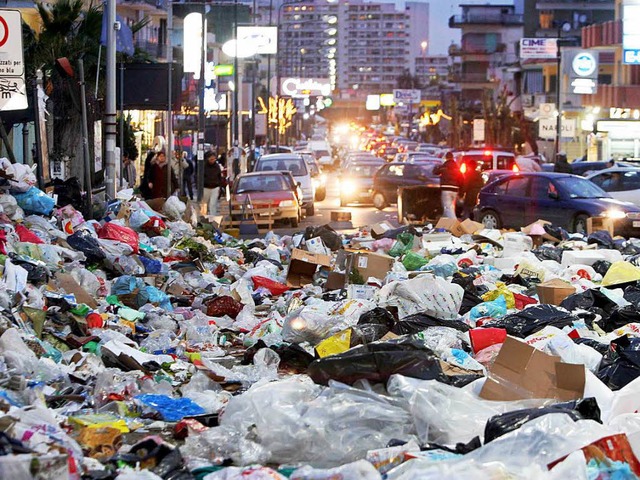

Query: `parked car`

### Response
(541, 160, 612, 176)
(339, 159, 385, 206)
(253, 154, 315, 216)
(299, 152, 327, 201)
(372, 161, 441, 210)
(394, 152, 443, 164)
(587, 168, 640, 205)
(455, 149, 517, 172)
(231, 172, 301, 227)
(475, 172, 640, 234)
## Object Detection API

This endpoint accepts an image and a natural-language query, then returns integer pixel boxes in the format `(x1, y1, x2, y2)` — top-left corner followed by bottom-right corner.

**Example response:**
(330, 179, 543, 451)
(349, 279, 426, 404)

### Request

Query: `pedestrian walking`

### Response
(433, 151, 463, 219)
(554, 151, 572, 174)
(202, 151, 224, 215)
(141, 151, 178, 200)
(462, 160, 484, 220)
(182, 153, 195, 200)
(122, 154, 137, 189)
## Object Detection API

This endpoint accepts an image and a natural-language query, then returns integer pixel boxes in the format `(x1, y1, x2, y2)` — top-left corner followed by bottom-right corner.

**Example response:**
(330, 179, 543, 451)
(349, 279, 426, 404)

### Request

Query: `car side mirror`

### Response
(549, 191, 559, 200)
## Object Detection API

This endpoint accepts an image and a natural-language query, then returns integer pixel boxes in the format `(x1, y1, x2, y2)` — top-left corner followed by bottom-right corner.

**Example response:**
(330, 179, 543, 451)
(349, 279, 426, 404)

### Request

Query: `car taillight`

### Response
(512, 164, 520, 172)
(460, 163, 467, 174)
(484, 150, 492, 156)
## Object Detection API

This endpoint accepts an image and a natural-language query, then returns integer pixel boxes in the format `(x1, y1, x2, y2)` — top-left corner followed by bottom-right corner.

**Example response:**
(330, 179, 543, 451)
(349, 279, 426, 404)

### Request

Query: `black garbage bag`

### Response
(357, 307, 396, 342)
(307, 335, 481, 386)
(391, 312, 471, 335)
(599, 304, 640, 332)
(451, 274, 483, 315)
(422, 437, 482, 455)
(625, 285, 640, 308)
(592, 260, 612, 277)
(484, 398, 601, 443)
(52, 177, 83, 209)
(372, 225, 421, 240)
(67, 229, 106, 264)
(482, 304, 577, 338)
(588, 230, 615, 249)
(110, 437, 193, 480)
(544, 224, 568, 242)
(617, 240, 640, 256)
(531, 246, 564, 263)
(8, 253, 49, 285)
(596, 336, 640, 391)
(243, 340, 315, 373)
(574, 337, 609, 355)
(560, 289, 618, 319)
(304, 224, 342, 251)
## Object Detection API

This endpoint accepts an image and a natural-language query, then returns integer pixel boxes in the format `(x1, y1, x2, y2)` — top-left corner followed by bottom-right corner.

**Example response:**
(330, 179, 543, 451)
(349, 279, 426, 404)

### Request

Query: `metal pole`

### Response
(105, 0, 117, 199)
(78, 58, 93, 217)
(31, 74, 44, 189)
(554, 31, 561, 160)
(119, 62, 125, 189)
(197, 5, 206, 202)
(22, 122, 29, 165)
(275, 2, 283, 148)
(266, 0, 273, 147)
(233, 0, 239, 147)
(167, 2, 174, 196)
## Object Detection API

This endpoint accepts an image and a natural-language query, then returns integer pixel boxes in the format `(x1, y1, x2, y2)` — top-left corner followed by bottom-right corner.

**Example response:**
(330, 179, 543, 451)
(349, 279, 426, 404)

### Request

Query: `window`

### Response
(531, 177, 555, 199)
(388, 165, 404, 176)
(497, 155, 515, 169)
(505, 177, 529, 196)
(623, 171, 640, 190)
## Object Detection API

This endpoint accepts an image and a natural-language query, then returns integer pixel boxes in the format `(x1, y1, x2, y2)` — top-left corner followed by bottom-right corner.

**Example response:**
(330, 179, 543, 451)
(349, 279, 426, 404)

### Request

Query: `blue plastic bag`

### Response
(469, 295, 508, 321)
(139, 255, 162, 274)
(135, 394, 205, 421)
(139, 285, 173, 311)
(13, 187, 55, 215)
(111, 275, 145, 295)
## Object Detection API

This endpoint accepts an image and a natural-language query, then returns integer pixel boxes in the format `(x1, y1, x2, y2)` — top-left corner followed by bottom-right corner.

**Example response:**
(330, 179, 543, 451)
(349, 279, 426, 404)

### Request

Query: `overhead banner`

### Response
(519, 38, 557, 59)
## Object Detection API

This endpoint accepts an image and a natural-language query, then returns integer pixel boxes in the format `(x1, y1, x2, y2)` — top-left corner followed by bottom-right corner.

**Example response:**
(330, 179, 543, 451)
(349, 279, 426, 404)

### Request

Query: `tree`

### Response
(482, 85, 518, 148)
(396, 69, 422, 89)
(116, 114, 139, 161)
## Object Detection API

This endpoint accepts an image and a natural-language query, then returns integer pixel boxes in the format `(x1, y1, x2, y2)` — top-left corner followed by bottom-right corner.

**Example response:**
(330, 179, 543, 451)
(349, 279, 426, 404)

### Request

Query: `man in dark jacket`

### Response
(554, 152, 572, 174)
(434, 152, 463, 219)
(202, 151, 223, 215)
(462, 160, 484, 219)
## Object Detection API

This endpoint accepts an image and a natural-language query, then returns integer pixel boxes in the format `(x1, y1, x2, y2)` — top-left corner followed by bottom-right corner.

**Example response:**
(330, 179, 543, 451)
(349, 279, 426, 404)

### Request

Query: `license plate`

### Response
(633, 221, 640, 228)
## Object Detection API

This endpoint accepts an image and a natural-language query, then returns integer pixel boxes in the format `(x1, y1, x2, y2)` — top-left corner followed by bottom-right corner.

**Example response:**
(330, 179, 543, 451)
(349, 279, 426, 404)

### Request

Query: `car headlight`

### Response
(320, 174, 327, 185)
(312, 179, 320, 189)
(603, 209, 627, 219)
(279, 200, 295, 207)
(340, 178, 355, 192)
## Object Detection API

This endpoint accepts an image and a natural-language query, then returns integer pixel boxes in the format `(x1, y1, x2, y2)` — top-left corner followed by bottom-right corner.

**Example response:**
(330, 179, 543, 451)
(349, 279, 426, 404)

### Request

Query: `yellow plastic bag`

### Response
(315, 329, 351, 358)
(482, 283, 516, 309)
(602, 261, 640, 287)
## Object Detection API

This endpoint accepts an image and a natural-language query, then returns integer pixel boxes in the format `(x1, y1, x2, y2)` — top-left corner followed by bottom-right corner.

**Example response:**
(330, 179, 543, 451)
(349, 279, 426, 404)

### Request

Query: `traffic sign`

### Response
(0, 9, 27, 111)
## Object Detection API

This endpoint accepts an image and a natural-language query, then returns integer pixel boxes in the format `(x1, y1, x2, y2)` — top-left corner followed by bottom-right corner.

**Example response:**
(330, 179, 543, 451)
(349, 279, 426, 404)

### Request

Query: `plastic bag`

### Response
(12, 187, 55, 215)
(388, 233, 414, 258)
(135, 394, 205, 421)
(378, 275, 464, 320)
(162, 196, 186, 220)
(290, 460, 381, 480)
(303, 225, 342, 251)
(402, 251, 428, 271)
(469, 296, 508, 322)
(469, 328, 507, 354)
(252, 276, 289, 296)
(560, 288, 618, 319)
(139, 255, 162, 275)
(588, 230, 615, 249)
(9, 163, 37, 193)
(14, 224, 44, 244)
(482, 304, 577, 338)
(484, 398, 601, 443)
(597, 336, 640, 390)
(98, 222, 139, 254)
(67, 229, 106, 263)
(357, 307, 395, 342)
(602, 261, 640, 287)
(307, 335, 480, 387)
(207, 295, 244, 319)
(392, 312, 470, 335)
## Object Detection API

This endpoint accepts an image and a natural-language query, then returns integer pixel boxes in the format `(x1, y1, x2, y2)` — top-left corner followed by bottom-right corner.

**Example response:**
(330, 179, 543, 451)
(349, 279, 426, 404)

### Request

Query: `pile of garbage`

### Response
(4, 169, 640, 478)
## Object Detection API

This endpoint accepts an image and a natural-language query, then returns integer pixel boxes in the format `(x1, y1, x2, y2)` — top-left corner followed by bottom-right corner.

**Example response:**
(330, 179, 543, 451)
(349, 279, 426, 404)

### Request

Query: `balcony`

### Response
(584, 85, 640, 110)
(535, 0, 613, 10)
(449, 13, 523, 28)
(582, 20, 621, 48)
(449, 72, 492, 84)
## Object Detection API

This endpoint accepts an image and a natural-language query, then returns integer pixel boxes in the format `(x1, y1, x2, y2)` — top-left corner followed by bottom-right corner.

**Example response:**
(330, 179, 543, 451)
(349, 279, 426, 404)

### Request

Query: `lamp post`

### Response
(554, 22, 571, 161)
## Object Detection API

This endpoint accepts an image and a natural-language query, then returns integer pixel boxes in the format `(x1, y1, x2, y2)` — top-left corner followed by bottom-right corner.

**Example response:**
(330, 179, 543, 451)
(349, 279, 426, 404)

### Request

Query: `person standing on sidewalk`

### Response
(434, 151, 463, 219)
(202, 151, 224, 215)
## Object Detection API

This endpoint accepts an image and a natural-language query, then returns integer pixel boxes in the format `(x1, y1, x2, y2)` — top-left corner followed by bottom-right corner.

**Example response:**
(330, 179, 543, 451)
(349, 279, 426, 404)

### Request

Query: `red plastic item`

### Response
(252, 276, 290, 296)
(206, 295, 243, 319)
(513, 293, 538, 310)
(15, 224, 44, 244)
(86, 313, 104, 329)
(576, 268, 592, 280)
(142, 216, 167, 236)
(98, 222, 139, 254)
(469, 327, 508, 354)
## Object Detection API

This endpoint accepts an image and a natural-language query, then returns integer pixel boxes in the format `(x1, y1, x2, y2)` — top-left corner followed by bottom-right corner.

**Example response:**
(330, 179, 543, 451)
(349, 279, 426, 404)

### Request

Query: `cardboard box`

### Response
(434, 217, 460, 234)
(286, 248, 332, 288)
(536, 278, 577, 305)
(587, 216, 615, 236)
(145, 197, 166, 213)
(353, 251, 394, 281)
(324, 271, 346, 291)
(480, 336, 585, 401)
(306, 237, 331, 255)
(51, 273, 98, 309)
(521, 219, 561, 242)
(454, 218, 484, 236)
(371, 221, 394, 237)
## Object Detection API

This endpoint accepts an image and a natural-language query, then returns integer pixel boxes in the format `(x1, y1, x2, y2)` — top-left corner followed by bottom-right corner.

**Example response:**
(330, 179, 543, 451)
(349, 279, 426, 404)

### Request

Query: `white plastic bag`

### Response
(162, 196, 186, 220)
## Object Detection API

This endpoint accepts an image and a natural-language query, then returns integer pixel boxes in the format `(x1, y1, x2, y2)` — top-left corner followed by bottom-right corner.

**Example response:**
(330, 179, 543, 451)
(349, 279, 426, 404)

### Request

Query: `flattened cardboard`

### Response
(145, 198, 166, 213)
(354, 251, 394, 281)
(52, 273, 98, 309)
(286, 248, 332, 288)
(536, 278, 576, 305)
(435, 217, 460, 233)
(453, 218, 484, 236)
(480, 336, 585, 401)
(372, 221, 394, 237)
(324, 271, 346, 291)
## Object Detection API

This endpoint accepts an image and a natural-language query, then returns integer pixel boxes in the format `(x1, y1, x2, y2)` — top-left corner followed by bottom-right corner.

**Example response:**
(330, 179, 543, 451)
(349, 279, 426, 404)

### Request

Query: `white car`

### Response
(254, 154, 316, 216)
(587, 167, 640, 205)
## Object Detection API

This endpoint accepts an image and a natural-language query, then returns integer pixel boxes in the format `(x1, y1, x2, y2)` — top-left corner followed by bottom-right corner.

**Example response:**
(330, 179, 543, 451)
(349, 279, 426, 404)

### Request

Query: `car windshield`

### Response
(408, 155, 440, 163)
(256, 157, 308, 176)
(235, 175, 288, 193)
(351, 163, 383, 177)
(315, 150, 331, 158)
(555, 177, 610, 198)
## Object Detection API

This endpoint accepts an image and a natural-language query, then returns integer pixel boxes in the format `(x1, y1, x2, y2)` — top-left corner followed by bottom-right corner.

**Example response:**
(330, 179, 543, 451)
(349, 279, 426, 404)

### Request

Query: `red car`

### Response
(231, 172, 301, 227)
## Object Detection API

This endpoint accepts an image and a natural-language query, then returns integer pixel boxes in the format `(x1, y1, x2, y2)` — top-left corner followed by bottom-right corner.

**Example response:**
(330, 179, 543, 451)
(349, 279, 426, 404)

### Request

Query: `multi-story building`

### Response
(336, 0, 429, 95)
(415, 54, 449, 86)
(448, 4, 524, 105)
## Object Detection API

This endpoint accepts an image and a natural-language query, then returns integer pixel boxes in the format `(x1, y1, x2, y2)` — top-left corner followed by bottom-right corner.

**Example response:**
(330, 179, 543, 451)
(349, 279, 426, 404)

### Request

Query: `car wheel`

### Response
(290, 216, 299, 228)
(573, 213, 589, 234)
(316, 188, 326, 201)
(306, 203, 315, 216)
(480, 210, 501, 229)
(373, 192, 387, 210)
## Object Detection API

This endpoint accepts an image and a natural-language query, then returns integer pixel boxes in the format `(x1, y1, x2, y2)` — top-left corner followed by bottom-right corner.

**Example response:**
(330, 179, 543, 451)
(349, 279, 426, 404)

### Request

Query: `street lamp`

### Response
(555, 22, 572, 160)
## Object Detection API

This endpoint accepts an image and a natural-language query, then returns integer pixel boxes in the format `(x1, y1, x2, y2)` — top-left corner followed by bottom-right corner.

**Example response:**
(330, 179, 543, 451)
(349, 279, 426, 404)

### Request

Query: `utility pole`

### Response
(166, 2, 174, 196)
(105, 0, 117, 199)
